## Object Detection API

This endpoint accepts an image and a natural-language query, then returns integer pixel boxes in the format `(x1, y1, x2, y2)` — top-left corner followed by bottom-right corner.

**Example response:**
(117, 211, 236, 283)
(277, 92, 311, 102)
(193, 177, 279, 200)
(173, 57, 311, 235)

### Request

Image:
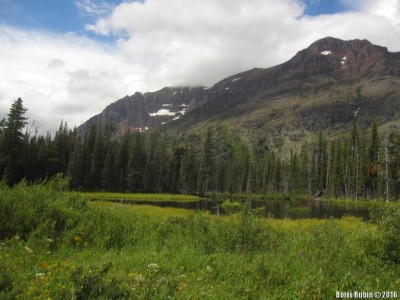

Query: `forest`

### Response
(1, 97, 400, 200)
(1, 98, 400, 299)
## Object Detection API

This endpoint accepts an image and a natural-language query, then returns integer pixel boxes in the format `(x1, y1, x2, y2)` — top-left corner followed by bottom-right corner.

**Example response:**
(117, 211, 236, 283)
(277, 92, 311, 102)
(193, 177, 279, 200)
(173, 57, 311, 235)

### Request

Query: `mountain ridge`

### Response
(78, 37, 400, 142)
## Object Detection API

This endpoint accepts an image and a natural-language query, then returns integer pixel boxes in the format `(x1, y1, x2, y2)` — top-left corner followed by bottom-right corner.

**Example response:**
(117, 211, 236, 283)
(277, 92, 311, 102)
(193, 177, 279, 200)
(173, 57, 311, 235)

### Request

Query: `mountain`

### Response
(78, 37, 400, 145)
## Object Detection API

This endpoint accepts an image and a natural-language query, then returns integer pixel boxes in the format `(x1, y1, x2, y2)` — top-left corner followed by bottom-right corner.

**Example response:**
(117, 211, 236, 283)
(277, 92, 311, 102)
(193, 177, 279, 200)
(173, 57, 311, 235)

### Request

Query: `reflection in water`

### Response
(103, 198, 371, 220)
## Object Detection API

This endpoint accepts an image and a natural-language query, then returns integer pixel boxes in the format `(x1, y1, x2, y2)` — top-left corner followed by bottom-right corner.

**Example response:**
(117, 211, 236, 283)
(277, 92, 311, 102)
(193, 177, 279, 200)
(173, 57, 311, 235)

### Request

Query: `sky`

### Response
(0, 0, 399, 134)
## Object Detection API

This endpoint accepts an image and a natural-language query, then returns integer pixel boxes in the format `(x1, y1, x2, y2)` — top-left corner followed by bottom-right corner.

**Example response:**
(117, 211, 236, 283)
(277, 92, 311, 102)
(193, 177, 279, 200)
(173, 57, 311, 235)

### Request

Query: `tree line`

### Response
(1, 98, 400, 200)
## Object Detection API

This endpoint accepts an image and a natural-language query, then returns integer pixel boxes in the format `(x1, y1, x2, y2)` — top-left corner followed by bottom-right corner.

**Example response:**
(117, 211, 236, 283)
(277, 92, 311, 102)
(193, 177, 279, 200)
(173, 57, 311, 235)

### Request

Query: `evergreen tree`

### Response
(367, 119, 380, 198)
(351, 116, 360, 200)
(180, 141, 198, 194)
(67, 135, 85, 189)
(83, 126, 98, 188)
(52, 120, 70, 174)
(169, 144, 185, 193)
(114, 130, 131, 191)
(0, 98, 28, 185)
(35, 135, 50, 180)
(101, 142, 116, 191)
(88, 129, 105, 189)
(316, 131, 327, 193)
(126, 132, 146, 192)
(197, 128, 214, 195)
(144, 131, 160, 192)
(388, 130, 400, 199)
(299, 143, 310, 194)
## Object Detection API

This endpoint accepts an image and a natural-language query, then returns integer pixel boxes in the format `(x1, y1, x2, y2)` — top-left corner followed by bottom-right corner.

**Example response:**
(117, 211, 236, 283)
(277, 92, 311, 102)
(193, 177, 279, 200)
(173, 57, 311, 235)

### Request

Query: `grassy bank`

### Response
(83, 192, 202, 202)
(1, 178, 399, 299)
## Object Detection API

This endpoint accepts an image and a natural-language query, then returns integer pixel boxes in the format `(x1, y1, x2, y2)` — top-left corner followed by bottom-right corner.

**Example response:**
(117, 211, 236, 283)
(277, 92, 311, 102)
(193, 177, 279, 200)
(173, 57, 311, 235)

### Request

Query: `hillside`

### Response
(78, 37, 400, 144)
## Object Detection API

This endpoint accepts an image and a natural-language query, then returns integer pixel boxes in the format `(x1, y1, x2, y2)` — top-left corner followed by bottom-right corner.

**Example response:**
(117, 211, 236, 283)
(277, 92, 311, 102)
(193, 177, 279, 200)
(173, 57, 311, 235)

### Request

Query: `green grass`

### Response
(1, 177, 400, 299)
(324, 198, 397, 208)
(220, 200, 246, 213)
(83, 191, 202, 202)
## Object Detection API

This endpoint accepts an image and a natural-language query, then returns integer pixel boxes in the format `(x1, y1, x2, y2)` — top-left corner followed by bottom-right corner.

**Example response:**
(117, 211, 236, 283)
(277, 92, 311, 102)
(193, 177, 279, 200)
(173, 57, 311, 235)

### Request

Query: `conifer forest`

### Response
(1, 97, 399, 201)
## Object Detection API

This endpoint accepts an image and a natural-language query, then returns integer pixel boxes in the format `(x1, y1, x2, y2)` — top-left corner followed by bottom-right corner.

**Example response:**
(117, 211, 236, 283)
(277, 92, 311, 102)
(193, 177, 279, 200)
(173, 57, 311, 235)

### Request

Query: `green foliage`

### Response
(70, 262, 132, 299)
(84, 191, 200, 201)
(0, 175, 87, 241)
(3, 96, 400, 201)
(374, 204, 400, 263)
(1, 181, 400, 298)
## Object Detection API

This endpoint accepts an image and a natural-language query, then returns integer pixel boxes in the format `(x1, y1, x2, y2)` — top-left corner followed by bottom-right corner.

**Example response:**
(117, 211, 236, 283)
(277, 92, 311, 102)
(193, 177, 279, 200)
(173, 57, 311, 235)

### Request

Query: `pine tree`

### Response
(36, 135, 50, 180)
(101, 142, 116, 191)
(144, 131, 160, 192)
(299, 142, 310, 194)
(351, 116, 360, 200)
(67, 135, 85, 189)
(155, 133, 170, 192)
(180, 141, 198, 194)
(330, 141, 343, 197)
(197, 128, 214, 195)
(316, 131, 327, 193)
(88, 129, 105, 189)
(52, 120, 70, 174)
(169, 144, 185, 193)
(126, 132, 146, 192)
(0, 98, 28, 185)
(367, 119, 380, 198)
(114, 130, 131, 191)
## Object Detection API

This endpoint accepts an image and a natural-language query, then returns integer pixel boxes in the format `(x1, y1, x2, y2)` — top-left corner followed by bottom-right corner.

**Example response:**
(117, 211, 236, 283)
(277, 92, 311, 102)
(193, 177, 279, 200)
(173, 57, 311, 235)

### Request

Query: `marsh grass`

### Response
(83, 192, 201, 202)
(1, 177, 400, 299)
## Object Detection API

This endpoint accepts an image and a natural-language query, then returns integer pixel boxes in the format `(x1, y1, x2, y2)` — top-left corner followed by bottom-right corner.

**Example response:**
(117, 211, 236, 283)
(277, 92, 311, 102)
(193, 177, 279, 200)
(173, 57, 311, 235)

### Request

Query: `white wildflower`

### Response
(148, 263, 159, 272)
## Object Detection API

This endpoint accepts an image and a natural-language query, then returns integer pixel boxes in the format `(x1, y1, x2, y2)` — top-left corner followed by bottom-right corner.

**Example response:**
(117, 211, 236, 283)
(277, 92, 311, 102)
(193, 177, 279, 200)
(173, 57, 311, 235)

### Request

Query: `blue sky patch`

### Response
(301, 0, 350, 16)
(0, 0, 126, 41)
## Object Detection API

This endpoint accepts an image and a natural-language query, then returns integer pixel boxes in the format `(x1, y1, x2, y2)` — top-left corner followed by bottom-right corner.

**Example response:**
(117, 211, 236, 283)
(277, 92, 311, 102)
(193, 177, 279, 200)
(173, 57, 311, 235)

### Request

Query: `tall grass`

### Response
(84, 192, 201, 202)
(1, 176, 399, 299)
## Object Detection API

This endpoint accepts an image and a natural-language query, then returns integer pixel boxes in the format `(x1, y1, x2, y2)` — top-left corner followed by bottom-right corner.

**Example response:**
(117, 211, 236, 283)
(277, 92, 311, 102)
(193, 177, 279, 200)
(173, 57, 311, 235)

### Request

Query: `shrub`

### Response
(0, 175, 88, 241)
(373, 204, 400, 263)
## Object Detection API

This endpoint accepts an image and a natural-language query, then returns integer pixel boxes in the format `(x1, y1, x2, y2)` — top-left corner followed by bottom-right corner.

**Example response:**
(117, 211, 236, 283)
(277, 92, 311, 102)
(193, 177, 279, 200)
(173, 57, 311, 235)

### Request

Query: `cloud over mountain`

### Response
(0, 0, 399, 133)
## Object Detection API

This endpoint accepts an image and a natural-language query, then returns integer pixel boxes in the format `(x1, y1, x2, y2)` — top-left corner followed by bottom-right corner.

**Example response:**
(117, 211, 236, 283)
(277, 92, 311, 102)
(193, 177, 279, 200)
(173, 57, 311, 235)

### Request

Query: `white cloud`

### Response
(87, 0, 400, 89)
(0, 26, 144, 133)
(362, 0, 400, 25)
(0, 0, 399, 133)
(75, 0, 115, 18)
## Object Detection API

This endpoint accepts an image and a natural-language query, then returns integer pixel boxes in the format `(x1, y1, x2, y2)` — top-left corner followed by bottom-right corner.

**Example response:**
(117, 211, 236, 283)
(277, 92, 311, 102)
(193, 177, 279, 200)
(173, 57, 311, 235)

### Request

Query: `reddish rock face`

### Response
(287, 37, 400, 79)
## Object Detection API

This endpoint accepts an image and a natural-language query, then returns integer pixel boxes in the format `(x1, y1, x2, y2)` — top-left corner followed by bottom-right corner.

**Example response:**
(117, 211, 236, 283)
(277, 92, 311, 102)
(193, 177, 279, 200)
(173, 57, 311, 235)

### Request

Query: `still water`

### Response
(110, 198, 371, 220)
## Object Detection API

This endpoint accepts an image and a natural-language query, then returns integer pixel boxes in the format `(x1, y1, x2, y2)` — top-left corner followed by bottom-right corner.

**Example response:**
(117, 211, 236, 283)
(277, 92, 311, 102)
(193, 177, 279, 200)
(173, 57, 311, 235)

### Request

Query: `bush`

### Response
(0, 175, 88, 241)
(373, 204, 400, 263)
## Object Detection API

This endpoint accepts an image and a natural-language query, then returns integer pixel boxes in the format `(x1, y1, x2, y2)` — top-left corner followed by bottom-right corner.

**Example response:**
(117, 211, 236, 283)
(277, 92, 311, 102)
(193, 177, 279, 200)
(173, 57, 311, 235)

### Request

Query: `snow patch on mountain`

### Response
(149, 109, 176, 116)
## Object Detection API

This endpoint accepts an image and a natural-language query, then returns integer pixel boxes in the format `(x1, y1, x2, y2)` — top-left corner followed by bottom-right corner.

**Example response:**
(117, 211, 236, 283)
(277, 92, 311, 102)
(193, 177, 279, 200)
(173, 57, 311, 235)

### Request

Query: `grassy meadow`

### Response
(84, 192, 201, 202)
(1, 178, 400, 299)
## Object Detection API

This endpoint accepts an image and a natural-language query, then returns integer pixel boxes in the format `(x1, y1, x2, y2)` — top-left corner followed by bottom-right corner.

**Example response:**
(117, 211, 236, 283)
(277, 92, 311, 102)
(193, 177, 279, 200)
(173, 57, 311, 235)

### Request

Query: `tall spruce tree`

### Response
(67, 135, 85, 189)
(180, 141, 197, 194)
(126, 132, 146, 192)
(197, 128, 214, 195)
(88, 129, 105, 189)
(101, 142, 116, 191)
(0, 98, 28, 185)
(367, 119, 380, 198)
(351, 116, 360, 200)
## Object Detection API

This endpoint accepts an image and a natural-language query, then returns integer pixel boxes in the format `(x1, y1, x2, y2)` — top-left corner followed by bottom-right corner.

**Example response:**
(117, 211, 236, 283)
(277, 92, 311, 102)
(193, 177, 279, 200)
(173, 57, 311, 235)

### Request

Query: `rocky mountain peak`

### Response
(286, 37, 398, 79)
(309, 37, 373, 53)
(78, 37, 400, 137)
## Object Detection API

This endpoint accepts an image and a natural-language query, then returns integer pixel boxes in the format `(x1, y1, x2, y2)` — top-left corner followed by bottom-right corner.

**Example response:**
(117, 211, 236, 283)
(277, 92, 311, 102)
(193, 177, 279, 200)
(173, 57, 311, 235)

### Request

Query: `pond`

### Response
(99, 197, 372, 220)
